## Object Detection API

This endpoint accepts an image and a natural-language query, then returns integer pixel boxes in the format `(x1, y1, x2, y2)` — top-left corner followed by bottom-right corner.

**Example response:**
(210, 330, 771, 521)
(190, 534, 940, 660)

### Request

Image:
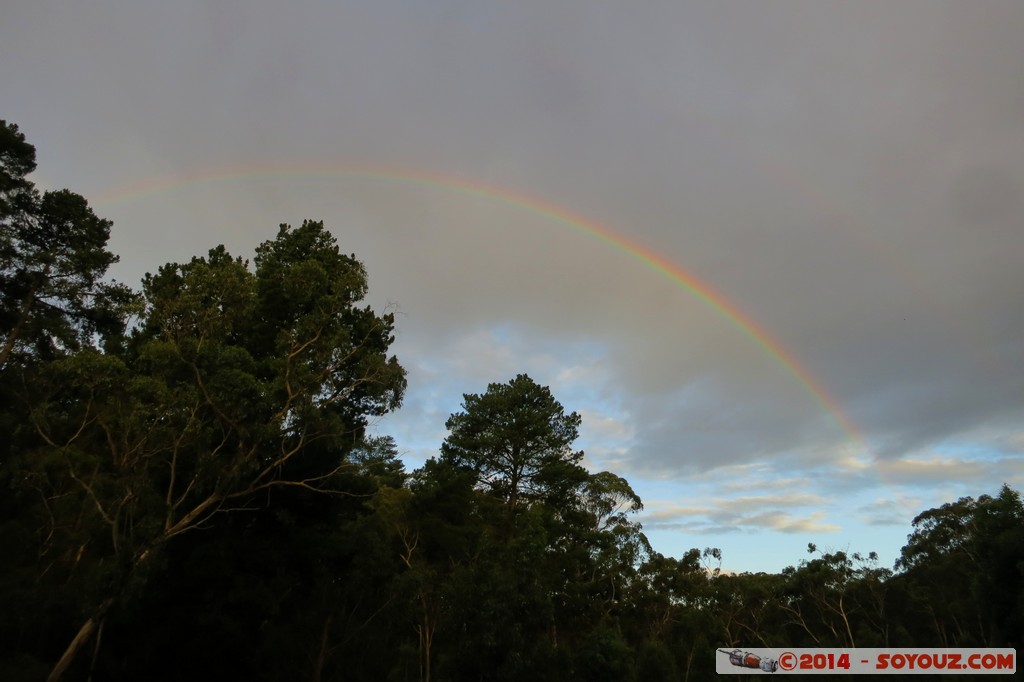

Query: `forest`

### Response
(1, 119, 1021, 681)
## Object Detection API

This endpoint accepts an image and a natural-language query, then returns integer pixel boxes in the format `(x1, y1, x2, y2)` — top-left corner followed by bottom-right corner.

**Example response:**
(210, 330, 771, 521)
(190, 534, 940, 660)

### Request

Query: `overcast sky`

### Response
(4, 0, 1022, 573)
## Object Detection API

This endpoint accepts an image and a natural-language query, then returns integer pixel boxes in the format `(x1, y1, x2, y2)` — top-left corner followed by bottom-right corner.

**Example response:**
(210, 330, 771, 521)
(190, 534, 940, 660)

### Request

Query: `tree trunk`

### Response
(415, 604, 434, 682)
(47, 598, 112, 682)
(312, 614, 333, 682)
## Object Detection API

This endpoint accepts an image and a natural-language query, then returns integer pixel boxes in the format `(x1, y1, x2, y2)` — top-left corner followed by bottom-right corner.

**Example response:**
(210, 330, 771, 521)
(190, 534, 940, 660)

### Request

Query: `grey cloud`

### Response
(857, 499, 918, 528)
(3, 0, 1023, 494)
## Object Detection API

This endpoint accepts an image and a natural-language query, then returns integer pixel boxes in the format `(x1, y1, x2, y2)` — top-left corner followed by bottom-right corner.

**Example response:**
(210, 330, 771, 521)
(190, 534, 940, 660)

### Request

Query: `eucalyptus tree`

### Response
(27, 221, 405, 680)
(895, 485, 1023, 647)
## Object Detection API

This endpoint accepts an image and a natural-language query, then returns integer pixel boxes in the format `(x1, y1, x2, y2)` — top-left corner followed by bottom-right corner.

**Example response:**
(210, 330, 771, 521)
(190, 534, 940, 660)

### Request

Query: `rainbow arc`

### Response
(95, 162, 870, 454)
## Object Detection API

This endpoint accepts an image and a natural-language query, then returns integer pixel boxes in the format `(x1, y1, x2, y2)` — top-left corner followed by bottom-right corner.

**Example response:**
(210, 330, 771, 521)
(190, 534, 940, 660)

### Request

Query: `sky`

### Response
(3, 0, 1023, 574)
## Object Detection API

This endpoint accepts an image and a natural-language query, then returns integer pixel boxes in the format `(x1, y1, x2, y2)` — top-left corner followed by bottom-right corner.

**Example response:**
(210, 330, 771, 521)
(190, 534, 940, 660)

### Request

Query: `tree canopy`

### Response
(441, 373, 588, 510)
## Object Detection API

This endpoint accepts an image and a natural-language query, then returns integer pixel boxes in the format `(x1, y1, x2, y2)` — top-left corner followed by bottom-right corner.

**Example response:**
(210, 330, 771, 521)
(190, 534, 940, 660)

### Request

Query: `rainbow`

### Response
(94, 162, 869, 452)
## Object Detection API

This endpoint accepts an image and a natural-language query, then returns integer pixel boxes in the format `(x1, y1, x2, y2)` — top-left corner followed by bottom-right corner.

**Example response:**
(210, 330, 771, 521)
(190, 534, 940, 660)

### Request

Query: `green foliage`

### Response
(972, 486, 1024, 647)
(574, 625, 635, 682)
(895, 484, 1024, 647)
(580, 471, 642, 529)
(0, 121, 36, 199)
(441, 373, 588, 510)
(634, 639, 679, 682)
(1, 121, 137, 368)
(2, 189, 406, 676)
(394, 376, 653, 681)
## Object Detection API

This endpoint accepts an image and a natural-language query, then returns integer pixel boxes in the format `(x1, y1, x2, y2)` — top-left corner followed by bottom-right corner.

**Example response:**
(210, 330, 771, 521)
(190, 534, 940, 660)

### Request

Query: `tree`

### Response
(94, 433, 412, 682)
(778, 546, 874, 648)
(0, 120, 37, 219)
(427, 376, 651, 679)
(0, 121, 135, 370)
(970, 485, 1024, 647)
(634, 639, 678, 682)
(0, 123, 137, 680)
(895, 485, 1024, 647)
(24, 221, 405, 680)
(579, 471, 643, 531)
(440, 373, 588, 510)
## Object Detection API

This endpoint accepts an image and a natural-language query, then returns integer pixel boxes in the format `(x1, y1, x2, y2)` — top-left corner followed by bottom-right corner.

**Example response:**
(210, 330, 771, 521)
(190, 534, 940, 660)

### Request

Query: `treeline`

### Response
(1, 120, 1021, 681)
